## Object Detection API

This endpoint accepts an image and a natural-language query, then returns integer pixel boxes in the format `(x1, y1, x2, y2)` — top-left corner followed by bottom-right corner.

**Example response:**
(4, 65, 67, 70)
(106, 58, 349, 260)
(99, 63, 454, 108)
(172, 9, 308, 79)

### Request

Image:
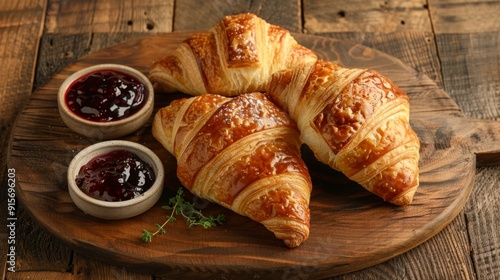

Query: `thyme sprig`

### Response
(141, 188, 225, 242)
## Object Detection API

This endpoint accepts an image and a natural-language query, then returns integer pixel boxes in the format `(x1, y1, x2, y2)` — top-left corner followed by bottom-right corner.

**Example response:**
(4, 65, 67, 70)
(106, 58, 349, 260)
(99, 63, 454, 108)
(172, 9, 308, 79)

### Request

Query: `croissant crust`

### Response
(152, 92, 312, 247)
(268, 60, 420, 206)
(149, 13, 317, 96)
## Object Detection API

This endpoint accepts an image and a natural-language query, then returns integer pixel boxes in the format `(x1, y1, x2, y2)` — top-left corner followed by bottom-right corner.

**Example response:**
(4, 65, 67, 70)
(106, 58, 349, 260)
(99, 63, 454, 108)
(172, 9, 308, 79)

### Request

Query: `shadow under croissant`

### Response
(300, 145, 387, 206)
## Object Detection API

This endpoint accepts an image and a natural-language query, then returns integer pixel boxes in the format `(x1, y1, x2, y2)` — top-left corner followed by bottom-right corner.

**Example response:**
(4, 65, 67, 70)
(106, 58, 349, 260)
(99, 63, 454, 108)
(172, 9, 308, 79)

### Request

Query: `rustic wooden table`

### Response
(1, 1, 499, 279)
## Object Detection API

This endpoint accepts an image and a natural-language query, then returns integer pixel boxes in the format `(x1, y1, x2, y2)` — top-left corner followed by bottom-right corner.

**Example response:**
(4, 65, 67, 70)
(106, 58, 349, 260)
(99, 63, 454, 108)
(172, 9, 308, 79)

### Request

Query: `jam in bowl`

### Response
(58, 64, 154, 139)
(75, 149, 156, 202)
(67, 140, 164, 220)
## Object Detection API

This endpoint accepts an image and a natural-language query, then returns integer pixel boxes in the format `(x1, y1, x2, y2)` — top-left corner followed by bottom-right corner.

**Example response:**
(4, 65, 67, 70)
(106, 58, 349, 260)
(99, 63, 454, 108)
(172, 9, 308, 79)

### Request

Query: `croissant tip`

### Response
(284, 242, 299, 248)
(280, 228, 310, 248)
(284, 238, 305, 248)
(389, 188, 417, 206)
(263, 219, 310, 248)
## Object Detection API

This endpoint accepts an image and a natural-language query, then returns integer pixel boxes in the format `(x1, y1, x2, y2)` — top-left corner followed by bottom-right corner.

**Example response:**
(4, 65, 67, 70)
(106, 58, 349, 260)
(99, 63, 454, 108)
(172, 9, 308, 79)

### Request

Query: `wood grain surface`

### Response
(7, 32, 500, 279)
(1, 1, 499, 279)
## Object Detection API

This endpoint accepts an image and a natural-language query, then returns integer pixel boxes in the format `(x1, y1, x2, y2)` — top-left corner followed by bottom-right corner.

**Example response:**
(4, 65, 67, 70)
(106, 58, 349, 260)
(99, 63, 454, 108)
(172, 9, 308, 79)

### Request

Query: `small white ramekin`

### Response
(58, 64, 154, 140)
(67, 140, 164, 220)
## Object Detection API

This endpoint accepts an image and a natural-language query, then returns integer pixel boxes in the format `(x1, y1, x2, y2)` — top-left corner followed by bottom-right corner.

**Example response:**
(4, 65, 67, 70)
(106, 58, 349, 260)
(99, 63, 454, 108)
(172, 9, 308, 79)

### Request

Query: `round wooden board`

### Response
(8, 33, 500, 279)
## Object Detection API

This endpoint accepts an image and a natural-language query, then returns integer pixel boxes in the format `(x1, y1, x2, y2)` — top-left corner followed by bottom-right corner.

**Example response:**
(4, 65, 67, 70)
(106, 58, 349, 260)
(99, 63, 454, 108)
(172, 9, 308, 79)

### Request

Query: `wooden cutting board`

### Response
(8, 32, 500, 279)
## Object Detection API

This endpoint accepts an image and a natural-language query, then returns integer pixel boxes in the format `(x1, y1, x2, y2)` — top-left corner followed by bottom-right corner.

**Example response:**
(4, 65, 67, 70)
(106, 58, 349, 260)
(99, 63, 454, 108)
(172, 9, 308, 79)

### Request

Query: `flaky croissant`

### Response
(152, 92, 312, 248)
(267, 60, 420, 206)
(149, 13, 317, 96)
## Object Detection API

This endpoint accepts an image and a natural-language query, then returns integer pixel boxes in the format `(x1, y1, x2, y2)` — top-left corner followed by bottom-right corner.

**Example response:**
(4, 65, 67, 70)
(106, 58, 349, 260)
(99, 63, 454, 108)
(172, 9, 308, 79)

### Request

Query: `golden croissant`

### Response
(152, 92, 312, 248)
(267, 60, 420, 206)
(149, 13, 317, 96)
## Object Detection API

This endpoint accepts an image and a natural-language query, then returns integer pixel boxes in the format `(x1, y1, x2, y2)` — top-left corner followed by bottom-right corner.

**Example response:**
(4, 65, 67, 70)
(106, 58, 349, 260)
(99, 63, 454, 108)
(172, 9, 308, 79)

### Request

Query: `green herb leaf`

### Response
(141, 187, 225, 242)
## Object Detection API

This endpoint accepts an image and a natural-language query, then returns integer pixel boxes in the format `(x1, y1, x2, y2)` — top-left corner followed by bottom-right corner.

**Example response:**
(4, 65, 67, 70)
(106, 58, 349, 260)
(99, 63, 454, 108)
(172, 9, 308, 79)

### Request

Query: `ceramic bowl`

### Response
(67, 140, 164, 220)
(58, 64, 154, 140)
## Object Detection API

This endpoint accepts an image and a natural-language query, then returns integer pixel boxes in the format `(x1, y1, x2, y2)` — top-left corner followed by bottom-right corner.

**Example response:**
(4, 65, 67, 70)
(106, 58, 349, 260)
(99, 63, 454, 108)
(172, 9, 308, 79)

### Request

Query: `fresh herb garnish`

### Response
(141, 187, 225, 242)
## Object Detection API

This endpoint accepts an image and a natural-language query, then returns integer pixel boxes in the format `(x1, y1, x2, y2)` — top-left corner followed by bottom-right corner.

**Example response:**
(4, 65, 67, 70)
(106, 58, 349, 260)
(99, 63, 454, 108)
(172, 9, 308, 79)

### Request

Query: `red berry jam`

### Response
(65, 69, 147, 122)
(75, 149, 155, 202)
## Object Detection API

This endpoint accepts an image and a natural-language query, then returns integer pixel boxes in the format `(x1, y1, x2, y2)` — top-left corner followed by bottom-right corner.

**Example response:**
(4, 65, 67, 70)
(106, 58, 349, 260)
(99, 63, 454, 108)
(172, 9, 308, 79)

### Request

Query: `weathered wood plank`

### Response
(430, 1, 500, 278)
(44, 0, 174, 33)
(0, 167, 11, 278)
(435, 32, 500, 121)
(34, 1, 172, 91)
(401, 216, 475, 279)
(71, 253, 152, 279)
(9, 205, 72, 272)
(429, 0, 500, 34)
(34, 34, 92, 88)
(0, 0, 46, 126)
(35, 33, 151, 88)
(315, 31, 443, 88)
(5, 271, 72, 280)
(303, 0, 432, 33)
(0, 0, 47, 278)
(173, 0, 301, 32)
(464, 165, 500, 280)
(331, 215, 474, 279)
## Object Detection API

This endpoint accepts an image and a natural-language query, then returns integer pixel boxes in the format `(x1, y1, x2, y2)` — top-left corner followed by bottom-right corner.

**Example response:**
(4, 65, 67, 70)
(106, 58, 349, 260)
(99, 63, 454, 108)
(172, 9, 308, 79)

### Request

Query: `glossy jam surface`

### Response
(76, 149, 155, 202)
(65, 69, 147, 122)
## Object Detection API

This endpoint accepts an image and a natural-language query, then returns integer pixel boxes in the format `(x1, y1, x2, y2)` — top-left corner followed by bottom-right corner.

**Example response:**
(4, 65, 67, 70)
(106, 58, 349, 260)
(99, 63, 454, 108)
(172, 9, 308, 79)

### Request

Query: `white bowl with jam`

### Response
(58, 64, 154, 139)
(67, 140, 164, 220)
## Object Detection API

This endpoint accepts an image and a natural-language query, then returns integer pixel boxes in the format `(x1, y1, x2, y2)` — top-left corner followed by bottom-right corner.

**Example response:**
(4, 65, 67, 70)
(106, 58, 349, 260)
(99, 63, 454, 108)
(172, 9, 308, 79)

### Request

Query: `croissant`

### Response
(149, 13, 317, 96)
(267, 60, 420, 206)
(152, 92, 312, 248)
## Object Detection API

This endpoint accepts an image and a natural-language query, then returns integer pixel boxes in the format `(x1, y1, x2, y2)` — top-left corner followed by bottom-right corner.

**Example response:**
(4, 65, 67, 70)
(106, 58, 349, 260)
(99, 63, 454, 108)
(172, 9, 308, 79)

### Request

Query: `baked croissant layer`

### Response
(267, 60, 420, 206)
(149, 13, 317, 96)
(152, 92, 312, 247)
